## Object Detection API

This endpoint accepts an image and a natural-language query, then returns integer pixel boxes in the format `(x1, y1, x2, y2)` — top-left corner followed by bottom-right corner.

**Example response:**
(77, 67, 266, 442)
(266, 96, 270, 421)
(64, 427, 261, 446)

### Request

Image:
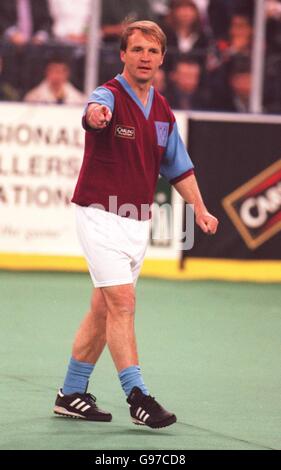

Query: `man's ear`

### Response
(160, 52, 166, 67)
(120, 50, 126, 64)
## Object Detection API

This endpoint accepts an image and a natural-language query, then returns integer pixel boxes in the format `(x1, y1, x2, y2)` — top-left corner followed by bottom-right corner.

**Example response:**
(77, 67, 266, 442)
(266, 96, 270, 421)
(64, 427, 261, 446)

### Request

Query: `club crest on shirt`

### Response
(154, 121, 169, 147)
(115, 125, 135, 139)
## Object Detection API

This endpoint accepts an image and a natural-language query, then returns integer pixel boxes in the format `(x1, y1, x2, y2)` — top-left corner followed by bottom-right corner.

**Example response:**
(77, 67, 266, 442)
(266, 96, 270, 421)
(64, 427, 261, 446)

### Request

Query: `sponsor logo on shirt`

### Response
(222, 159, 281, 249)
(155, 121, 169, 147)
(115, 125, 135, 139)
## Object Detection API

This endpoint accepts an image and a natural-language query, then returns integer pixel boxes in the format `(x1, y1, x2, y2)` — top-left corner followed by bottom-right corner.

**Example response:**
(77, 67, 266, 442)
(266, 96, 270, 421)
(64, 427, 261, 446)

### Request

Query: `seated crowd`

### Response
(0, 0, 280, 112)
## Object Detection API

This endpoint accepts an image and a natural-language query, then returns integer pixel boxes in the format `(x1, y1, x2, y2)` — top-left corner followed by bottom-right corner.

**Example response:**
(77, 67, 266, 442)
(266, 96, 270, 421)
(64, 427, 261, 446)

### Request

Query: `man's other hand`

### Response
(196, 211, 219, 235)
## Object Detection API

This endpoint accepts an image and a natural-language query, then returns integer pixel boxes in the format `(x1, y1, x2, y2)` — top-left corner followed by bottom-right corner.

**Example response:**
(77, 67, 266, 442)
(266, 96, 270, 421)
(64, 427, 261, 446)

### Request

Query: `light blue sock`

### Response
(62, 357, 95, 395)
(118, 365, 149, 397)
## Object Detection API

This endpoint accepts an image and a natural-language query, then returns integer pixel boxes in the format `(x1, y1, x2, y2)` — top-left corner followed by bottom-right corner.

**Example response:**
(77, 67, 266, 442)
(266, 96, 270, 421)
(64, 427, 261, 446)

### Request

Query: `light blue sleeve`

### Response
(83, 87, 115, 116)
(160, 122, 194, 182)
(88, 87, 115, 111)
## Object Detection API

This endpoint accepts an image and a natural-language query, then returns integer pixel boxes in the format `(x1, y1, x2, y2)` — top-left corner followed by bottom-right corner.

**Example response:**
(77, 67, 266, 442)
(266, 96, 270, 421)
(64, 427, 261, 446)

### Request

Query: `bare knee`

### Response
(90, 288, 107, 321)
(108, 297, 135, 319)
(102, 285, 135, 318)
(112, 299, 135, 318)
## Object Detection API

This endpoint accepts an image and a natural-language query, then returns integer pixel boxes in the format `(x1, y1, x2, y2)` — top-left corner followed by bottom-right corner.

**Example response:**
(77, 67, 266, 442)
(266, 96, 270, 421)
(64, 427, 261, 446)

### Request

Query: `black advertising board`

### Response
(183, 113, 281, 260)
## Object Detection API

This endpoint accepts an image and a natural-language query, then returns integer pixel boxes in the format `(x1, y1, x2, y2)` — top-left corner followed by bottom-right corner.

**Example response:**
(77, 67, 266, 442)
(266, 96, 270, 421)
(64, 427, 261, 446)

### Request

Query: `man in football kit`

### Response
(54, 21, 218, 428)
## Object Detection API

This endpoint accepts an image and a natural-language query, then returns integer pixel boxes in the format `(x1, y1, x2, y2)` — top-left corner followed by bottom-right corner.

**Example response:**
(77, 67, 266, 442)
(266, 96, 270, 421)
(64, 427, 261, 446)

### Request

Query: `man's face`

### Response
(173, 5, 198, 27)
(230, 16, 252, 40)
(172, 63, 200, 93)
(46, 63, 70, 86)
(120, 30, 164, 84)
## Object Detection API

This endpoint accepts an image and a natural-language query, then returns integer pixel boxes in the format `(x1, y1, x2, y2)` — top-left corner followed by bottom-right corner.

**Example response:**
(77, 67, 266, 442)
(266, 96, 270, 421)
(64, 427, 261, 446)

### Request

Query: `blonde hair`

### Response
(120, 20, 167, 54)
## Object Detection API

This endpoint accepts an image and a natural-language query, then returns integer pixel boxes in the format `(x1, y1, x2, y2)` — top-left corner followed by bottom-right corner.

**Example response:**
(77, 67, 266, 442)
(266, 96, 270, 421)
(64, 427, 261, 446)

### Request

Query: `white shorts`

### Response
(75, 205, 150, 287)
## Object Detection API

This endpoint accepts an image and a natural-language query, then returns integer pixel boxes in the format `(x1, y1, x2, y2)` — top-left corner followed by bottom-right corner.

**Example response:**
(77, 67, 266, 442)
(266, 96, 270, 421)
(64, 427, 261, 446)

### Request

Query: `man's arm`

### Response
(160, 120, 218, 234)
(83, 86, 114, 130)
(174, 173, 219, 234)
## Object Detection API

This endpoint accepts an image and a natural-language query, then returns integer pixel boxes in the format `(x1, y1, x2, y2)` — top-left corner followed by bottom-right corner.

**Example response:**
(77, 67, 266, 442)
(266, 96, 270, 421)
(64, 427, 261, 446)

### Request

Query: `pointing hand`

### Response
(87, 104, 112, 129)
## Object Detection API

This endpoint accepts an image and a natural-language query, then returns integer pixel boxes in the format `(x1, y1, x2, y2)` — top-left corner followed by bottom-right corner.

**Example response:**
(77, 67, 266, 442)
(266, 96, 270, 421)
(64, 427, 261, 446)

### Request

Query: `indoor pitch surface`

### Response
(0, 272, 280, 450)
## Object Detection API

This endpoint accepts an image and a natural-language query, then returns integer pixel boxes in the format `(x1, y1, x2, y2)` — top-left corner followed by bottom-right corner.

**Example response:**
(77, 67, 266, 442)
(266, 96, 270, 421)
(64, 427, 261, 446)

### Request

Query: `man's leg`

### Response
(62, 287, 107, 394)
(101, 283, 176, 428)
(101, 283, 148, 396)
(102, 284, 137, 371)
(53, 287, 112, 421)
(72, 287, 107, 363)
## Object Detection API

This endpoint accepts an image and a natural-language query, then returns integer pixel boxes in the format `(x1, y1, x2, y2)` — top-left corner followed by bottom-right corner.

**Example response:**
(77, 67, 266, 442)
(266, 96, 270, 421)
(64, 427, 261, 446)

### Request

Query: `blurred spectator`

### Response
(266, 0, 281, 19)
(207, 0, 236, 40)
(204, 3, 254, 96)
(264, 55, 281, 113)
(215, 11, 253, 66)
(266, 0, 281, 53)
(0, 0, 52, 46)
(193, 1, 253, 40)
(167, 56, 211, 109)
(101, 0, 154, 42)
(192, 0, 215, 31)
(229, 13, 253, 54)
(0, 54, 19, 100)
(149, 0, 169, 21)
(24, 57, 86, 104)
(48, 0, 91, 44)
(222, 56, 253, 112)
(193, 0, 209, 18)
(264, 0, 281, 111)
(162, 0, 209, 69)
(152, 68, 167, 95)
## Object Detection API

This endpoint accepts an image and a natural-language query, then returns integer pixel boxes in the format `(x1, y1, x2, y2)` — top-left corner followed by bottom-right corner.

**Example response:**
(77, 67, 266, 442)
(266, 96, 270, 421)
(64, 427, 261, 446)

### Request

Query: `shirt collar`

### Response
(115, 74, 154, 120)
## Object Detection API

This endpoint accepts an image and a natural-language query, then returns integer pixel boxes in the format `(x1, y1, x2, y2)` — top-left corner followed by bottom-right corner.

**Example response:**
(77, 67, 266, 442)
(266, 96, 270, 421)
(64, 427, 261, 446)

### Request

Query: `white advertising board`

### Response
(0, 103, 186, 268)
